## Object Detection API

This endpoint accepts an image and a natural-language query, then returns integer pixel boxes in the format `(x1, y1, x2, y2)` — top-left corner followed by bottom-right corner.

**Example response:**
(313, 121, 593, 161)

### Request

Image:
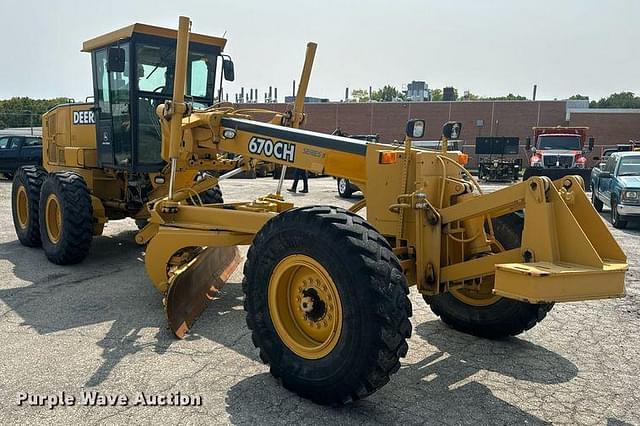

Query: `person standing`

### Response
(287, 168, 308, 193)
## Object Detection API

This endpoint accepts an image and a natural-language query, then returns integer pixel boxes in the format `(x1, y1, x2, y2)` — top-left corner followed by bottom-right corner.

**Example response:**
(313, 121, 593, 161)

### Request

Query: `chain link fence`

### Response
(0, 112, 41, 135)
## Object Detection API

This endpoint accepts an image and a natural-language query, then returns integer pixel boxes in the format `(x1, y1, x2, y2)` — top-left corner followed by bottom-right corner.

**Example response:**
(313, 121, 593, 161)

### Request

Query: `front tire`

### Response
(591, 189, 603, 212)
(611, 198, 627, 229)
(39, 172, 93, 265)
(424, 212, 554, 338)
(12, 166, 47, 247)
(243, 206, 411, 404)
(337, 178, 354, 198)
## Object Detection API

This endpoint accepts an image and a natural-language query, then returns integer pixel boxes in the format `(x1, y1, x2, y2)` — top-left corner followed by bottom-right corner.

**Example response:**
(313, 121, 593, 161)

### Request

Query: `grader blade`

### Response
(166, 246, 242, 338)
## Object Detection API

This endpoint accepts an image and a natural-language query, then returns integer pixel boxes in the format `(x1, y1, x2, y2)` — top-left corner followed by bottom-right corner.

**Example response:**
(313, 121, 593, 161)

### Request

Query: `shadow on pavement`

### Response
(224, 320, 578, 425)
(0, 227, 259, 387)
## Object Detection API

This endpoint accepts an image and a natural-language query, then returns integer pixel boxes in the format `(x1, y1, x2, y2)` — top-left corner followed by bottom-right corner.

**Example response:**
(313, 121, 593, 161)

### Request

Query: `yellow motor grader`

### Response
(11, 22, 240, 264)
(21, 16, 629, 405)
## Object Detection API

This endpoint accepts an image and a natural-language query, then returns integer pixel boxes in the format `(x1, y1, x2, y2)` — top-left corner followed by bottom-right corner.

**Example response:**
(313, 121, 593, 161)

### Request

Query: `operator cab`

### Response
(82, 23, 233, 172)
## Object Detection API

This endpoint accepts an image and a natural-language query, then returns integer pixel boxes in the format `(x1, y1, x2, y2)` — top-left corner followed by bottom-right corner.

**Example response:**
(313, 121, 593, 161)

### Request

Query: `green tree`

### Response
(481, 93, 527, 101)
(371, 85, 405, 102)
(0, 97, 70, 129)
(430, 88, 443, 101)
(589, 92, 640, 108)
(461, 91, 479, 100)
(569, 94, 589, 100)
(351, 89, 370, 103)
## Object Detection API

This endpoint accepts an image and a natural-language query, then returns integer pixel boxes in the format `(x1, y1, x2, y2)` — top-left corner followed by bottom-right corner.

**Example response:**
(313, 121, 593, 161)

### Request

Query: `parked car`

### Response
(591, 151, 640, 228)
(332, 129, 379, 198)
(0, 135, 42, 178)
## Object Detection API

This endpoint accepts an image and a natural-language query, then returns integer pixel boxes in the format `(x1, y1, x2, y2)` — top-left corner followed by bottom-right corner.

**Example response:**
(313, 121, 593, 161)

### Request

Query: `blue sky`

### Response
(0, 0, 637, 101)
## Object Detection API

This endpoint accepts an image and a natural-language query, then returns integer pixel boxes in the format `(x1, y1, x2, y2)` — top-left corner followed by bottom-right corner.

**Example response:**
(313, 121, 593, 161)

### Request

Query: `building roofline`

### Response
(568, 108, 640, 114)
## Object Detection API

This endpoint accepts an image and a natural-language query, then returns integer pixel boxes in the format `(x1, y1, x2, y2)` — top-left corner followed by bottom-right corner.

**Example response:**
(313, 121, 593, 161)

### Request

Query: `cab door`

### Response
(599, 156, 616, 206)
(93, 44, 132, 169)
(0, 136, 20, 173)
(19, 136, 42, 167)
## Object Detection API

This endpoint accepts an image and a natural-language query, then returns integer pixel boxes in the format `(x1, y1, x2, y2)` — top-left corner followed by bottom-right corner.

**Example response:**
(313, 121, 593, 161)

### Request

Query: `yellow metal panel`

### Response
(145, 227, 252, 293)
(494, 261, 626, 303)
(440, 249, 521, 283)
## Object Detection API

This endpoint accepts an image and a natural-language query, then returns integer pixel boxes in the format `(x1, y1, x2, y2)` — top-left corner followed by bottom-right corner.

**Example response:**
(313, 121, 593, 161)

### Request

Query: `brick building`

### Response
(246, 100, 640, 167)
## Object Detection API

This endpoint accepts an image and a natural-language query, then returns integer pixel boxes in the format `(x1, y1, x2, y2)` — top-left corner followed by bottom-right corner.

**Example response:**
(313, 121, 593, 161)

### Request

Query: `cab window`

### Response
(135, 43, 216, 100)
(0, 137, 10, 149)
(188, 53, 213, 98)
(23, 137, 41, 147)
(605, 156, 616, 173)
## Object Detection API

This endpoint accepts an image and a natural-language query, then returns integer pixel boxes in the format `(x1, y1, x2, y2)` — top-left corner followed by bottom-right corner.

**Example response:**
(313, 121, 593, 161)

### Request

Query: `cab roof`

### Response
(82, 22, 227, 52)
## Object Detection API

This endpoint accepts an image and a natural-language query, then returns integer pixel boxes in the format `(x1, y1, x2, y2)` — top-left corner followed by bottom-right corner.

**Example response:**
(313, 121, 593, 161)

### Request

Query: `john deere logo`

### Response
(73, 110, 95, 125)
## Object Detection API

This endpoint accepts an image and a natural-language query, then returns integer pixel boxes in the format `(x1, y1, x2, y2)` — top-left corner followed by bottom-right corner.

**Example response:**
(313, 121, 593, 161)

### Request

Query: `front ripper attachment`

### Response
(166, 246, 242, 338)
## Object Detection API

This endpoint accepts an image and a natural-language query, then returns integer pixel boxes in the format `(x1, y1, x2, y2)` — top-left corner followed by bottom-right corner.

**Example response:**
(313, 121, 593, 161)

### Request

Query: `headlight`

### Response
(622, 190, 639, 200)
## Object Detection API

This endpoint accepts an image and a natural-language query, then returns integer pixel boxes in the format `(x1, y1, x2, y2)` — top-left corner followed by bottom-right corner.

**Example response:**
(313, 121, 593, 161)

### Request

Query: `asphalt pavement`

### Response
(0, 177, 638, 425)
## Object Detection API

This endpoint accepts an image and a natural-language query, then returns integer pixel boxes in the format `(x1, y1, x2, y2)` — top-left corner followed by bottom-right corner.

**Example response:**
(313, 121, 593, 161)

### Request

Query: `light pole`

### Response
(22, 110, 33, 135)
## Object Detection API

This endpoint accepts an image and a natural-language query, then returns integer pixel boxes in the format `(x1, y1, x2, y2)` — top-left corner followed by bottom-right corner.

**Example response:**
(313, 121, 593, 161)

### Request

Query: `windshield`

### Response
(618, 157, 640, 176)
(136, 43, 217, 101)
(537, 135, 581, 150)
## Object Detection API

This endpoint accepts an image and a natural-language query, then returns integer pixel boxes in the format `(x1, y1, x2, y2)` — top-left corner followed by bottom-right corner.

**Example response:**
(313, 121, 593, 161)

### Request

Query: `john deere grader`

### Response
(17, 17, 628, 405)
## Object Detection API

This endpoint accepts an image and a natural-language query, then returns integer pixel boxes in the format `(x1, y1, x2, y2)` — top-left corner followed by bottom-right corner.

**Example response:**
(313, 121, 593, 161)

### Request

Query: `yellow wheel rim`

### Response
(16, 185, 29, 230)
(45, 194, 62, 244)
(450, 275, 501, 307)
(268, 255, 342, 359)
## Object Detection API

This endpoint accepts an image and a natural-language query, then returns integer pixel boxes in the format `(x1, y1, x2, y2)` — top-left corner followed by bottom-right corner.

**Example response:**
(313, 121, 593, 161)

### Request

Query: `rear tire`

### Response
(424, 212, 554, 339)
(12, 166, 47, 247)
(337, 178, 354, 198)
(243, 206, 412, 404)
(39, 172, 93, 265)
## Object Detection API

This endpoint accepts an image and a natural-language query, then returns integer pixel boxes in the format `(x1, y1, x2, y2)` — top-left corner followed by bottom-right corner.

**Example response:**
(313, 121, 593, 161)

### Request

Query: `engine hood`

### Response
(617, 175, 640, 189)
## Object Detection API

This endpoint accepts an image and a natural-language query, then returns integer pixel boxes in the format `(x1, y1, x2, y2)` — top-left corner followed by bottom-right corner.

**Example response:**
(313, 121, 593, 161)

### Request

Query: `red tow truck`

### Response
(522, 126, 595, 189)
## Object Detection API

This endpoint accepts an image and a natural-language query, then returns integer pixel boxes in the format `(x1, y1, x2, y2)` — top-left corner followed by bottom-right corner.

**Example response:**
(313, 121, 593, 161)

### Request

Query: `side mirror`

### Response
(107, 47, 126, 73)
(588, 137, 595, 151)
(442, 121, 462, 139)
(406, 119, 425, 139)
(600, 171, 611, 178)
(222, 58, 235, 82)
(525, 137, 531, 151)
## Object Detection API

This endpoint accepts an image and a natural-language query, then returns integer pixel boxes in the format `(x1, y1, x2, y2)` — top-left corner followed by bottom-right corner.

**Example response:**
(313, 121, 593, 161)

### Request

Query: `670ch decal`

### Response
(248, 137, 296, 162)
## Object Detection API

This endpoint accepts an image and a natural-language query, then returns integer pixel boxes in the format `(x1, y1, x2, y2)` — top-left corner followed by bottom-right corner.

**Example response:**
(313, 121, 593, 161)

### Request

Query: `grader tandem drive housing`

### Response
(21, 16, 629, 405)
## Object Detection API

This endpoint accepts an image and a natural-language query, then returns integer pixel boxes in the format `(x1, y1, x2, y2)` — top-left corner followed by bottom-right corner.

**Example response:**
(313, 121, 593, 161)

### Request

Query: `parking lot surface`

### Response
(0, 177, 638, 425)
